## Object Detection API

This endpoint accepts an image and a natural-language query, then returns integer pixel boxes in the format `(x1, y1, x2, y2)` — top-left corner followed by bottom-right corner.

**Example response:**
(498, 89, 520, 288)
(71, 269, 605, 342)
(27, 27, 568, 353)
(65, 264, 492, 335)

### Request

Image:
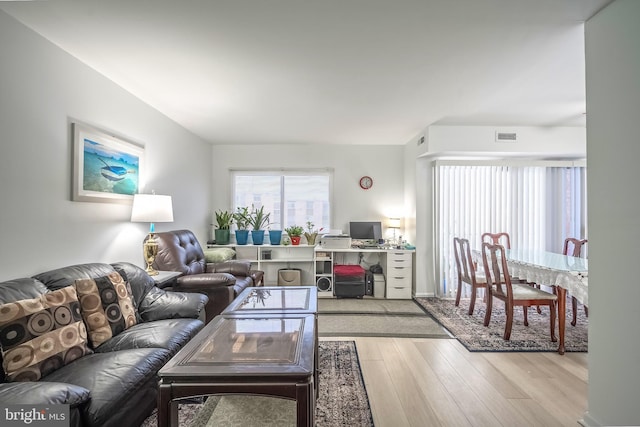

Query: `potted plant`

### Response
(304, 221, 323, 246)
(233, 206, 251, 245)
(213, 210, 234, 245)
(248, 205, 271, 245)
(268, 224, 283, 245)
(285, 225, 304, 245)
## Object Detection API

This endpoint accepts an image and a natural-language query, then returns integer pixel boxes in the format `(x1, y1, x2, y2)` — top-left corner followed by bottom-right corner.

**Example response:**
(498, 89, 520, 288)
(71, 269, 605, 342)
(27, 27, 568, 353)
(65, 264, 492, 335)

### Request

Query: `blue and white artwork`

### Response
(82, 137, 140, 195)
(73, 122, 145, 203)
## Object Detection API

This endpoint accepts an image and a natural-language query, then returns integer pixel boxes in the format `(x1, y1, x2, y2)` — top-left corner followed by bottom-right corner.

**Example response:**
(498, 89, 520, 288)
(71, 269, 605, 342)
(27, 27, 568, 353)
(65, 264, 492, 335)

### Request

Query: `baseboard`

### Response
(578, 411, 600, 427)
(413, 292, 435, 298)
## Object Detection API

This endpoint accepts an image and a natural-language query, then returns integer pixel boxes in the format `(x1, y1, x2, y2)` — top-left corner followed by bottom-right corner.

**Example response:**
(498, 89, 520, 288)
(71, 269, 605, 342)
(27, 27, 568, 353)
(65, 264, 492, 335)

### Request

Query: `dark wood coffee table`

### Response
(157, 313, 316, 427)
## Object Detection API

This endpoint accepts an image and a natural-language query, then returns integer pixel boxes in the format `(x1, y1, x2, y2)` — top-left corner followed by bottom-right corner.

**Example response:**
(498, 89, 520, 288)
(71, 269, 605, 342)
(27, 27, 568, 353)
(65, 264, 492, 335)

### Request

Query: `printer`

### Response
(320, 234, 352, 249)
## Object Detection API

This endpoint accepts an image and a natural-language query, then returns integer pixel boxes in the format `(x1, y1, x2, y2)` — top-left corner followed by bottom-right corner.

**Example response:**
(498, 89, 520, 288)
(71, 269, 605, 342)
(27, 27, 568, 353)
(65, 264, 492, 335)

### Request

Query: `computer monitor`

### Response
(349, 221, 382, 241)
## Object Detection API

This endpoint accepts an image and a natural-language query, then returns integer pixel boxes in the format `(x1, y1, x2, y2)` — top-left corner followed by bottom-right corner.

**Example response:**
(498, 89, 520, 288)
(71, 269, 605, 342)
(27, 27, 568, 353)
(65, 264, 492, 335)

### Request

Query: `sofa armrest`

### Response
(250, 270, 265, 287)
(137, 286, 207, 321)
(176, 272, 236, 290)
(0, 382, 90, 407)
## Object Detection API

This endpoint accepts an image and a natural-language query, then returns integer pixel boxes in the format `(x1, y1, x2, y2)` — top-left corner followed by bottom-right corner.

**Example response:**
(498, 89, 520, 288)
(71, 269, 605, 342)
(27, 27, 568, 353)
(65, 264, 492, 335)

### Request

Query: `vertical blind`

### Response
(435, 163, 587, 298)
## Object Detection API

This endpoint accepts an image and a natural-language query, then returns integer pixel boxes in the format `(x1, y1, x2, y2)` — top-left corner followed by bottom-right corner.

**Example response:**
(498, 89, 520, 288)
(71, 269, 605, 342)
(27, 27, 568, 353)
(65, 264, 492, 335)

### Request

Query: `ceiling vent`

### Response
(495, 131, 517, 142)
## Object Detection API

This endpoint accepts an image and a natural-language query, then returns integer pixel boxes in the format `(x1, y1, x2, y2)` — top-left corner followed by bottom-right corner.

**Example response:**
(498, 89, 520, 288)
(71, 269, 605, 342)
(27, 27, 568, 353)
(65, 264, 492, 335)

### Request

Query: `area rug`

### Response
(318, 313, 450, 338)
(317, 298, 450, 338)
(140, 341, 374, 427)
(414, 297, 588, 352)
(318, 298, 425, 315)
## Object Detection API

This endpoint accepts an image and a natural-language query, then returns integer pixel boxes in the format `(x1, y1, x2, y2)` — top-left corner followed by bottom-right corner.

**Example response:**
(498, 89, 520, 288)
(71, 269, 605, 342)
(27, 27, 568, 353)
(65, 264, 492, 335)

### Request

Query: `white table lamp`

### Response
(131, 194, 174, 275)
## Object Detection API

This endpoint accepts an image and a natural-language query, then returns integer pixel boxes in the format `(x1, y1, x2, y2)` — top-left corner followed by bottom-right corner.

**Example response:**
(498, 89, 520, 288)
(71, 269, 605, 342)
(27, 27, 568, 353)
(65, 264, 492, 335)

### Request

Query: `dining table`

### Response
(501, 248, 588, 355)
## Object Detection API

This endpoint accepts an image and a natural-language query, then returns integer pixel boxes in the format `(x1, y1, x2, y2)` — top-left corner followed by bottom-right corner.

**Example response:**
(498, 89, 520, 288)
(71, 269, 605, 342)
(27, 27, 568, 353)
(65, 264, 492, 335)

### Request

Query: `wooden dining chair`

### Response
(481, 242, 558, 342)
(482, 232, 511, 249)
(482, 230, 539, 285)
(563, 237, 588, 326)
(453, 237, 488, 315)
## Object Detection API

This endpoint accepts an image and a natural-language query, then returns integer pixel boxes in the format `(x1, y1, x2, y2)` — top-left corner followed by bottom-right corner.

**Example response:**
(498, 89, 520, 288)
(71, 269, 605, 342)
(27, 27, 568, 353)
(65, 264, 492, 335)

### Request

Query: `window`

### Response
(232, 170, 332, 231)
(435, 162, 587, 298)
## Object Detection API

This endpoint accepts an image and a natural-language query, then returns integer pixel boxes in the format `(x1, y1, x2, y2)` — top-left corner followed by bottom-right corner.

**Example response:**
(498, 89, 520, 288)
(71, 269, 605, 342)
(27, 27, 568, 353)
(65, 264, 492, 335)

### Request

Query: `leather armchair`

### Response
(151, 229, 264, 322)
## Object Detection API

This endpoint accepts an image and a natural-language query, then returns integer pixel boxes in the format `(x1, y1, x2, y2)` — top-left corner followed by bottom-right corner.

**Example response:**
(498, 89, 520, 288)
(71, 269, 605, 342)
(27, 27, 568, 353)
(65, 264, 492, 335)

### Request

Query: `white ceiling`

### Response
(1, 0, 612, 145)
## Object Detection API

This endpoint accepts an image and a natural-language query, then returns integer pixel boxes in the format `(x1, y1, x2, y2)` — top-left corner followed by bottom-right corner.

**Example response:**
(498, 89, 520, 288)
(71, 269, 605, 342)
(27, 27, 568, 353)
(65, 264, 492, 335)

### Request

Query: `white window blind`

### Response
(435, 163, 587, 298)
(232, 170, 332, 232)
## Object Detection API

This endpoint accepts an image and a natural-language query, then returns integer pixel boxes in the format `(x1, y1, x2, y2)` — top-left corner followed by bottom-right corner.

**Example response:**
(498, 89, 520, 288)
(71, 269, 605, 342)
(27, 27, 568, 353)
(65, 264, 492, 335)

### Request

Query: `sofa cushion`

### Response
(0, 286, 92, 381)
(42, 348, 169, 427)
(94, 318, 204, 358)
(0, 381, 91, 407)
(74, 271, 137, 348)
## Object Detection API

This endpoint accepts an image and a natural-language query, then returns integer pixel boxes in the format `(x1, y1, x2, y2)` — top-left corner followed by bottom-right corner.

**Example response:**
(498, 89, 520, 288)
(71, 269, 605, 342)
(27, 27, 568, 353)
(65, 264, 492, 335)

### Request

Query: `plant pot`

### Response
(214, 229, 230, 245)
(235, 230, 250, 245)
(304, 232, 318, 246)
(269, 230, 282, 245)
(251, 230, 265, 245)
(290, 236, 301, 245)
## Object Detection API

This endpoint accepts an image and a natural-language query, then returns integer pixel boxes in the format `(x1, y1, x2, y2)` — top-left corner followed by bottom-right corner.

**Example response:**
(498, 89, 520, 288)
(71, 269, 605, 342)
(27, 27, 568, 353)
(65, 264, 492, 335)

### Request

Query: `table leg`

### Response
(556, 287, 566, 355)
(296, 383, 314, 427)
(157, 383, 178, 427)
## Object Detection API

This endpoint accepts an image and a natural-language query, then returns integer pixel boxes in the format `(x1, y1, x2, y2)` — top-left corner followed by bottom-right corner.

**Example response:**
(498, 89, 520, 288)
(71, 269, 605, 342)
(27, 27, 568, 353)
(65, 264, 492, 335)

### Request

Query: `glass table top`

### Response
(159, 313, 316, 378)
(187, 316, 304, 364)
(224, 286, 317, 314)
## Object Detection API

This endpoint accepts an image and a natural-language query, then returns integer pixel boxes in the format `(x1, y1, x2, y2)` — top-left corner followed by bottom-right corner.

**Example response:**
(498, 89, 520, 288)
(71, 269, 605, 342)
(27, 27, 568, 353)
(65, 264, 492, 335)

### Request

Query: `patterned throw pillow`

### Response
(74, 271, 138, 348)
(0, 286, 93, 382)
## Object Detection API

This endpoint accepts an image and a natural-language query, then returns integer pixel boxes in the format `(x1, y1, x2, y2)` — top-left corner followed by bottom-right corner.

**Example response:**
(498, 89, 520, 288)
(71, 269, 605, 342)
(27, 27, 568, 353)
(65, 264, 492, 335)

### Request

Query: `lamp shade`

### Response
(388, 218, 401, 229)
(131, 194, 174, 223)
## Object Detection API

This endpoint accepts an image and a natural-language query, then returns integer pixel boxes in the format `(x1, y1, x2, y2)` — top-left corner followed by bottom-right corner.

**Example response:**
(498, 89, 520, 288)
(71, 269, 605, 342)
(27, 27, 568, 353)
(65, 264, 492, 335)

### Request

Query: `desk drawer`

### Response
(386, 267, 411, 282)
(386, 284, 412, 299)
(387, 252, 412, 268)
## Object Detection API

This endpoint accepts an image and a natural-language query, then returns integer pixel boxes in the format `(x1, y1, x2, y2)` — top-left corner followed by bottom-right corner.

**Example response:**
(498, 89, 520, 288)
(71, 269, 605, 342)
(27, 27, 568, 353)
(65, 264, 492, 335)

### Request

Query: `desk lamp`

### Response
(388, 217, 401, 246)
(131, 194, 174, 275)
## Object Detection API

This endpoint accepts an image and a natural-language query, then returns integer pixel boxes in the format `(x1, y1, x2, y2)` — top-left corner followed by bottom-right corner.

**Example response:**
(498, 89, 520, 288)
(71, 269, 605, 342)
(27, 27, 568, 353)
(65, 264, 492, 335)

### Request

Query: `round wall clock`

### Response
(359, 176, 373, 190)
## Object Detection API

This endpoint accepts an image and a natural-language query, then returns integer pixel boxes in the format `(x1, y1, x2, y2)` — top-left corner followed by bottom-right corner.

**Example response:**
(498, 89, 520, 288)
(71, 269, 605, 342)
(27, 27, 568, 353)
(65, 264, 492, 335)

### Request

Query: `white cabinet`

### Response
(312, 247, 414, 299)
(384, 251, 413, 299)
(208, 244, 316, 286)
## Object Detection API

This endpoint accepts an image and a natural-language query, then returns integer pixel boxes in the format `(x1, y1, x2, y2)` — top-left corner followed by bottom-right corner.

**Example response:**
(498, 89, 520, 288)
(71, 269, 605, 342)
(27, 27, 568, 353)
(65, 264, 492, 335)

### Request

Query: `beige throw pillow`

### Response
(74, 271, 137, 348)
(0, 286, 92, 381)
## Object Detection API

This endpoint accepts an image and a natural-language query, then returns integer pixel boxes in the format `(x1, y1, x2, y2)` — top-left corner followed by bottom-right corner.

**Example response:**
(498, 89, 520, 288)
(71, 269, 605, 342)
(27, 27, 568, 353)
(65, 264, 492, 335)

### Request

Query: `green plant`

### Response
(249, 205, 271, 230)
(233, 206, 251, 230)
(285, 225, 304, 237)
(214, 210, 234, 230)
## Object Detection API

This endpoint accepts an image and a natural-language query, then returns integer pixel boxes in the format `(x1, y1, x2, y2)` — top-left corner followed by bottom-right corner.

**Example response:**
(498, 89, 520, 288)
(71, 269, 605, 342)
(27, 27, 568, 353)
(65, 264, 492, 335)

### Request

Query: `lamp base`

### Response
(143, 233, 159, 276)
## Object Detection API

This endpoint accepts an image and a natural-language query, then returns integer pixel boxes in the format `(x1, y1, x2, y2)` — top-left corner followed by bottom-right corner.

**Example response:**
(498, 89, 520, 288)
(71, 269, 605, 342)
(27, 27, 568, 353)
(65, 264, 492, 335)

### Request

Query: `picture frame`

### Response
(72, 122, 144, 203)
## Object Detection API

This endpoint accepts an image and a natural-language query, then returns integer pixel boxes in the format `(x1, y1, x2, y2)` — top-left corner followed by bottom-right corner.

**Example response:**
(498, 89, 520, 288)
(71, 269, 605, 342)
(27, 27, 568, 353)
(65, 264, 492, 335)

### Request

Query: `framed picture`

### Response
(72, 123, 144, 203)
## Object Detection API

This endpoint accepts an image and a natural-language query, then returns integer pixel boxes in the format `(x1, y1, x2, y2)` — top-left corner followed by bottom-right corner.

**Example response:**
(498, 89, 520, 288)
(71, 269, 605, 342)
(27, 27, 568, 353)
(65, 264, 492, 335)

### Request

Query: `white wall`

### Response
(0, 11, 213, 281)
(211, 144, 406, 239)
(583, 1, 640, 425)
(424, 125, 586, 158)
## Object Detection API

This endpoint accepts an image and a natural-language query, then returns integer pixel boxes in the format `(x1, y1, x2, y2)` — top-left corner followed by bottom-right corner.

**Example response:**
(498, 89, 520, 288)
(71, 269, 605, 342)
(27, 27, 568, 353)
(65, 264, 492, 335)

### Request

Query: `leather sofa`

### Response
(151, 229, 264, 322)
(0, 262, 207, 427)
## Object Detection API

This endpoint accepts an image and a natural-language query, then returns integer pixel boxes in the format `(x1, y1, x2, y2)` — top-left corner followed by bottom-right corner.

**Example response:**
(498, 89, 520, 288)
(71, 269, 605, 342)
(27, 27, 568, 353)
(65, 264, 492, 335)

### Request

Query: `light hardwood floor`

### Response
(321, 337, 588, 427)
